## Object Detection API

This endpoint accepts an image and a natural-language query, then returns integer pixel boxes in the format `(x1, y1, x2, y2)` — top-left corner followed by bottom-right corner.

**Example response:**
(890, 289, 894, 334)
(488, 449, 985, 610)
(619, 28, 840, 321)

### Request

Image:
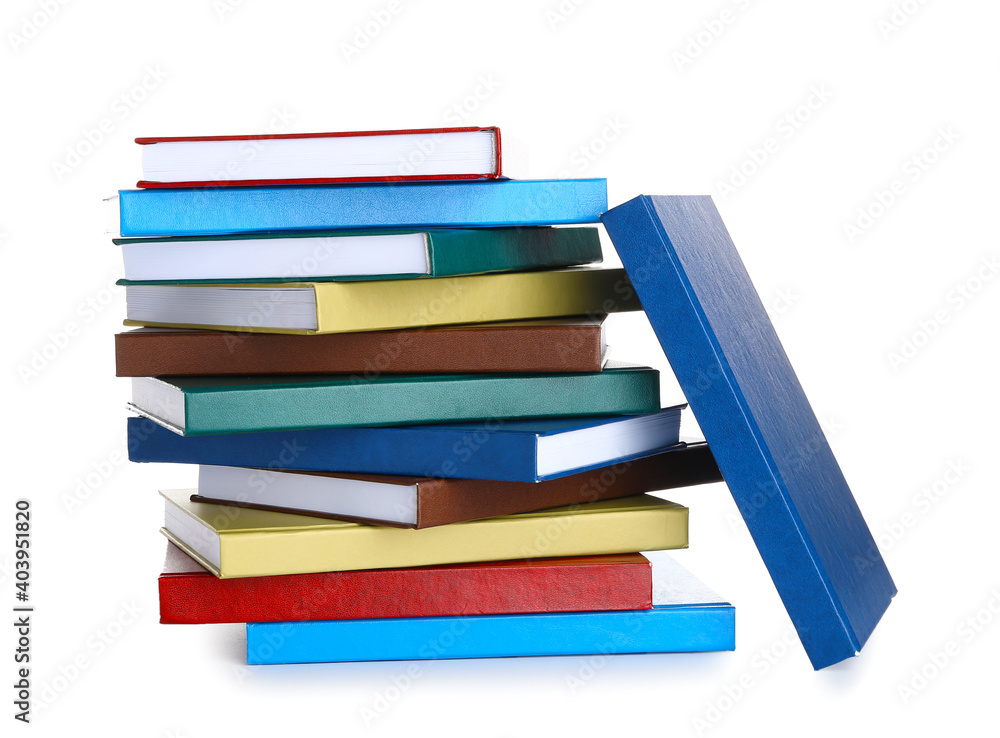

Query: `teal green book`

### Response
(130, 362, 660, 436)
(114, 227, 602, 283)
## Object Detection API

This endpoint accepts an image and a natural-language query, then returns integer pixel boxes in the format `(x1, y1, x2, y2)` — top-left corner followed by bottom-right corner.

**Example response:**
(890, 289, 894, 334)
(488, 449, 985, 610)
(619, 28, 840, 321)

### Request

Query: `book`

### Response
(121, 267, 639, 334)
(136, 126, 505, 187)
(189, 418, 691, 528)
(245, 551, 733, 664)
(114, 318, 608, 376)
(160, 490, 688, 578)
(114, 226, 602, 282)
(116, 178, 608, 237)
(126, 414, 721, 484)
(130, 362, 660, 435)
(158, 542, 654, 624)
(601, 195, 896, 670)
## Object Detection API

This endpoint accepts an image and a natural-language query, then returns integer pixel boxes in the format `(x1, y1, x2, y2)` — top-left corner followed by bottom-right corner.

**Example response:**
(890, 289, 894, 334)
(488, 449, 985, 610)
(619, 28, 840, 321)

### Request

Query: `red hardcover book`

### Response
(158, 543, 652, 624)
(136, 126, 503, 188)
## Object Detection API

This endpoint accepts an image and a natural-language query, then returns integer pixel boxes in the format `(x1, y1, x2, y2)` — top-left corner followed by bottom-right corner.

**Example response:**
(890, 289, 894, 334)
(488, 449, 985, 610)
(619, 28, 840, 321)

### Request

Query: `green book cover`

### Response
(115, 226, 602, 284)
(130, 362, 660, 435)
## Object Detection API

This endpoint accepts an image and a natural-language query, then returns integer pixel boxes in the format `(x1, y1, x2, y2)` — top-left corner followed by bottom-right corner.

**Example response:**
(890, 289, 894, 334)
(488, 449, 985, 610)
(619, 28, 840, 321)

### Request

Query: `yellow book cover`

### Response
(124, 267, 639, 335)
(160, 489, 688, 578)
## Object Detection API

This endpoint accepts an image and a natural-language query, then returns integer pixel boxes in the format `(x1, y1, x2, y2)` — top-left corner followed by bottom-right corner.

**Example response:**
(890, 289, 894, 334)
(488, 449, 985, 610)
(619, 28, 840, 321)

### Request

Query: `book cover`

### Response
(245, 551, 733, 664)
(160, 490, 689, 578)
(126, 416, 720, 484)
(601, 194, 896, 670)
(158, 543, 654, 624)
(121, 267, 639, 335)
(114, 318, 607, 376)
(130, 362, 660, 435)
(117, 178, 608, 237)
(136, 126, 504, 187)
(114, 226, 602, 282)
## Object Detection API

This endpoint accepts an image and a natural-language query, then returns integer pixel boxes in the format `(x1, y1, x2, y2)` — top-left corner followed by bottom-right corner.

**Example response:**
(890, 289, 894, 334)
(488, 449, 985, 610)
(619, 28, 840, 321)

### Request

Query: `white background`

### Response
(3, 0, 998, 735)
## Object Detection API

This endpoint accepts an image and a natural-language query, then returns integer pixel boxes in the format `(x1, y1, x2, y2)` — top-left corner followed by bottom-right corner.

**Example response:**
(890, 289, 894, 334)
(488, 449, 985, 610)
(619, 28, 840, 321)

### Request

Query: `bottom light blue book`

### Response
(246, 552, 734, 664)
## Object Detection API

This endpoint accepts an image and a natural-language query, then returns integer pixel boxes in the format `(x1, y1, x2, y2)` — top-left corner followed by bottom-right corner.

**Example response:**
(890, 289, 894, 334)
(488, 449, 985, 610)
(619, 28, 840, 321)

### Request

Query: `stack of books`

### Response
(114, 126, 737, 665)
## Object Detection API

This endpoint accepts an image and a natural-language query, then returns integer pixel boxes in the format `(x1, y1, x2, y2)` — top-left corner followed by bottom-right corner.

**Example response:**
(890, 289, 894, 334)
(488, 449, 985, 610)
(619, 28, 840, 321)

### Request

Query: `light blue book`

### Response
(117, 179, 608, 237)
(245, 552, 734, 664)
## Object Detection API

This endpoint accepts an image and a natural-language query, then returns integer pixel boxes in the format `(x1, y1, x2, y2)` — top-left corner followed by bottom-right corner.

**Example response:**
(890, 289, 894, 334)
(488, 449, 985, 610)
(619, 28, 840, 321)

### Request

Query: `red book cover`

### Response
(158, 543, 652, 624)
(136, 126, 503, 188)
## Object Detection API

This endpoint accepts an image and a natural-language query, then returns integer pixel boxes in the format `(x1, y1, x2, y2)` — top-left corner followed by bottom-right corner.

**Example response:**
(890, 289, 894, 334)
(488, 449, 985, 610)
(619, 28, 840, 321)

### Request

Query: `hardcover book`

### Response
(114, 318, 608, 376)
(130, 362, 660, 435)
(121, 267, 639, 334)
(116, 178, 608, 237)
(115, 226, 601, 282)
(189, 416, 691, 529)
(136, 126, 505, 187)
(158, 543, 654, 624)
(126, 414, 721, 483)
(160, 490, 689, 578)
(601, 194, 896, 669)
(245, 551, 734, 664)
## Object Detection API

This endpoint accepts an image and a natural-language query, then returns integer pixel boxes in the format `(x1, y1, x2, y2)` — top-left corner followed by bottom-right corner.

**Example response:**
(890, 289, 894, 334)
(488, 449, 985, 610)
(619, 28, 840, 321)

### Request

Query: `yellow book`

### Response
(123, 267, 639, 335)
(160, 490, 688, 578)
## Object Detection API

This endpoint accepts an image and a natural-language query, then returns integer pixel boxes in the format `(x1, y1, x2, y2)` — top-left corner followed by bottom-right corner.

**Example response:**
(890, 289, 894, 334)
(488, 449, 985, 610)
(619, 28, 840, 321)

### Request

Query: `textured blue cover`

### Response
(601, 195, 896, 670)
(118, 179, 608, 236)
(126, 411, 687, 482)
(246, 553, 734, 664)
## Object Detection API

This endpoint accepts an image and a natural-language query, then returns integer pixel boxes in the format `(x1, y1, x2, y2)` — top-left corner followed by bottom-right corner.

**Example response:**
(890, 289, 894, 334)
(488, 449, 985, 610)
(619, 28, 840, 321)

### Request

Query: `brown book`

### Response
(189, 442, 722, 529)
(115, 318, 606, 376)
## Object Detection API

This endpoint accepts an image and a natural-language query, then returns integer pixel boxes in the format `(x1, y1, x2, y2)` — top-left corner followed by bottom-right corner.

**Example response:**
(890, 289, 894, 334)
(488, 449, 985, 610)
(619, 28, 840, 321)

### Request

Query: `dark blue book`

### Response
(117, 179, 607, 237)
(124, 407, 719, 483)
(245, 552, 734, 664)
(602, 195, 896, 670)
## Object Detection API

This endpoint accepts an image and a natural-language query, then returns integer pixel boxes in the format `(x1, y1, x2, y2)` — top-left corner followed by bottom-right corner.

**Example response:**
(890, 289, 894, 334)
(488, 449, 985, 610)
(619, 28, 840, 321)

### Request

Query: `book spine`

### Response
(114, 322, 605, 376)
(126, 417, 543, 481)
(245, 605, 736, 664)
(118, 179, 608, 237)
(415, 445, 721, 528)
(158, 555, 653, 624)
(182, 368, 660, 435)
(214, 498, 686, 577)
(426, 226, 602, 277)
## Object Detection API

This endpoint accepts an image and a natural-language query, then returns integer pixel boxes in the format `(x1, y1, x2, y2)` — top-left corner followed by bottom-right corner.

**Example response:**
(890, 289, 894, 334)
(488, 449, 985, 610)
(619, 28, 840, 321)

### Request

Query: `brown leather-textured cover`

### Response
(189, 442, 722, 529)
(115, 318, 605, 376)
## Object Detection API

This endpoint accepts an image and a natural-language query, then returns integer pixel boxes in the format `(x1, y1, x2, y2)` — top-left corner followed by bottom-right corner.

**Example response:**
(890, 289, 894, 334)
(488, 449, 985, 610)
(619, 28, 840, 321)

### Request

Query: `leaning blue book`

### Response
(116, 178, 608, 237)
(245, 552, 735, 664)
(601, 195, 896, 670)
(125, 407, 720, 483)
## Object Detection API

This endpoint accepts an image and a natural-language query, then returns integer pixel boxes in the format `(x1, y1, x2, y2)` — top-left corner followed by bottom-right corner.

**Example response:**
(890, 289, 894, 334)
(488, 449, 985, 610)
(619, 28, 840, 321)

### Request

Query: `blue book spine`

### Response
(118, 179, 608, 237)
(601, 195, 896, 670)
(127, 417, 541, 482)
(245, 604, 735, 664)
